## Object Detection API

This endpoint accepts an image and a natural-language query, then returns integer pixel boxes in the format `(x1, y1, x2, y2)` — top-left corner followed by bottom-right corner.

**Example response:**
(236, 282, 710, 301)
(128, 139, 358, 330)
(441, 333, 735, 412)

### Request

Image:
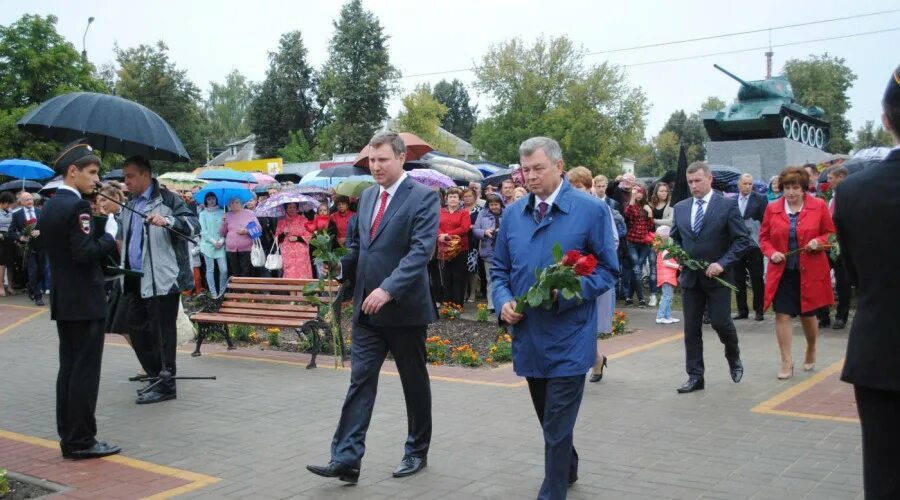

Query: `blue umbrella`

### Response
(298, 177, 336, 189)
(194, 181, 253, 206)
(197, 168, 255, 183)
(0, 159, 54, 180)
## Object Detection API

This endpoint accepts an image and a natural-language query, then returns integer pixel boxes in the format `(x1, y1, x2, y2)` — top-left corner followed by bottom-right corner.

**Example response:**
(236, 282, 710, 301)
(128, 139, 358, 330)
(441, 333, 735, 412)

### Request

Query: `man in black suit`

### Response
(8, 191, 45, 305)
(670, 162, 752, 393)
(38, 142, 121, 459)
(733, 174, 767, 321)
(307, 132, 440, 484)
(835, 65, 900, 499)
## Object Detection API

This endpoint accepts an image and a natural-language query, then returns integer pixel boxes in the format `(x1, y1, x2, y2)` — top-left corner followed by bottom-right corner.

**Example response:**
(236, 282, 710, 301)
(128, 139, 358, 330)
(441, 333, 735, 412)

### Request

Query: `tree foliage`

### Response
(277, 130, 315, 162)
(315, 0, 398, 156)
(113, 41, 206, 169)
(471, 36, 647, 177)
(782, 54, 857, 153)
(432, 79, 477, 141)
(249, 31, 317, 158)
(207, 69, 256, 148)
(852, 120, 893, 151)
(395, 84, 454, 153)
(700, 96, 726, 112)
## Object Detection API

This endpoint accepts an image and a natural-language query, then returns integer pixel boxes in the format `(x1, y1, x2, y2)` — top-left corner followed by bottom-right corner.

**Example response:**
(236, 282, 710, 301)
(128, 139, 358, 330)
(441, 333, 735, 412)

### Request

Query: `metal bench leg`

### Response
(299, 326, 318, 369)
(192, 323, 204, 357)
(223, 324, 235, 350)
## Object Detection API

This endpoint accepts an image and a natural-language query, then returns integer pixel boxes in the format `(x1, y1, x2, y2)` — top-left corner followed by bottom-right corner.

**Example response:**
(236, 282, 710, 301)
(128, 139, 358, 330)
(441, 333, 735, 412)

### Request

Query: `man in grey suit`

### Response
(307, 132, 440, 484)
(670, 162, 753, 393)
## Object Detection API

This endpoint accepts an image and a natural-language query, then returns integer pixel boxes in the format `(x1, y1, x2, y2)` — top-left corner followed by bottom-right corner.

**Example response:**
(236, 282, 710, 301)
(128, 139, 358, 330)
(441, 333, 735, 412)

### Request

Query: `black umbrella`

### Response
(17, 92, 191, 163)
(274, 173, 302, 183)
(481, 170, 512, 190)
(710, 165, 742, 193)
(318, 164, 368, 178)
(103, 168, 124, 181)
(0, 179, 42, 192)
(671, 144, 690, 204)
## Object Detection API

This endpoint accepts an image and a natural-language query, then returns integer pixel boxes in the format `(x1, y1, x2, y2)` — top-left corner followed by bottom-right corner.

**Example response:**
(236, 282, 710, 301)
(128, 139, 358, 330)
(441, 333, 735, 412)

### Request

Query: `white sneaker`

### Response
(668, 318, 680, 323)
(648, 294, 657, 307)
(656, 318, 667, 324)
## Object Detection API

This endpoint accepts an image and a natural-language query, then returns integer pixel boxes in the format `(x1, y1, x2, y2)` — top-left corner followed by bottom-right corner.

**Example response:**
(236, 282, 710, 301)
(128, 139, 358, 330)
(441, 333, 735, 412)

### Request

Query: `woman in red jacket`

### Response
(759, 166, 835, 380)
(438, 187, 472, 306)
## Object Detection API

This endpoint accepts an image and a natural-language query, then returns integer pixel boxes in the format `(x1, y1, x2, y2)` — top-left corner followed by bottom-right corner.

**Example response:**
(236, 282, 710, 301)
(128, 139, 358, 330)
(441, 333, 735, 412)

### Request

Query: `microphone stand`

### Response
(92, 183, 215, 396)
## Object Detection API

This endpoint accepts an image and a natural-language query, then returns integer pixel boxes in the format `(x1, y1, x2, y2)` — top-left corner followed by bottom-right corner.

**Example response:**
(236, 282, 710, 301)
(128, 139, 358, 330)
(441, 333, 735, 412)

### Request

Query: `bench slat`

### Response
(220, 301, 317, 313)
(227, 283, 337, 292)
(190, 313, 306, 327)
(218, 307, 317, 319)
(229, 277, 338, 287)
(222, 293, 333, 303)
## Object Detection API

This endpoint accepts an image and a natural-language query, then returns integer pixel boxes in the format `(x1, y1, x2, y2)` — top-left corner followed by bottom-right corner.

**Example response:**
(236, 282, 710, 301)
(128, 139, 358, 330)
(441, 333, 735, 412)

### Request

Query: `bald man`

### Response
(733, 174, 767, 321)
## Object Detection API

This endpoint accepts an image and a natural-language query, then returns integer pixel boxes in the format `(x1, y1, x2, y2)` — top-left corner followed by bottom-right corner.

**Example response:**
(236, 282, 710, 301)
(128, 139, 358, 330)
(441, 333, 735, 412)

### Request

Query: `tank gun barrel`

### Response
(713, 64, 751, 87)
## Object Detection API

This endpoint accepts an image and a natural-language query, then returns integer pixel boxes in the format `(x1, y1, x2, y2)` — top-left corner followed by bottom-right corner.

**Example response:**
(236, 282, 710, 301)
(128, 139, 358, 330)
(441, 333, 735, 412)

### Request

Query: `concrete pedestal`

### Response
(706, 138, 834, 181)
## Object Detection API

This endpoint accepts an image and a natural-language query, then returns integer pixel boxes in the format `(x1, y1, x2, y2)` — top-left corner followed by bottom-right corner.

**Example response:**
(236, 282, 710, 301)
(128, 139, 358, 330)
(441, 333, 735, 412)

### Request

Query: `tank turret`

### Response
(700, 64, 830, 149)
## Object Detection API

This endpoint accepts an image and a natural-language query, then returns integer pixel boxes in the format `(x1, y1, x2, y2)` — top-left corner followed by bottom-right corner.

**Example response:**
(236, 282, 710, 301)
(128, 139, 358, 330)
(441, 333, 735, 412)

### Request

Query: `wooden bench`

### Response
(189, 276, 342, 368)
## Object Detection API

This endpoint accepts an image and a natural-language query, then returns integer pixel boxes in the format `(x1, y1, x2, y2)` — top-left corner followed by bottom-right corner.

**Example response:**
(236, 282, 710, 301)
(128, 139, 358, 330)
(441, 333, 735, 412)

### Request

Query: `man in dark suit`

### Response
(733, 173, 767, 321)
(307, 132, 440, 484)
(671, 162, 752, 393)
(38, 142, 121, 459)
(835, 65, 900, 499)
(8, 191, 45, 305)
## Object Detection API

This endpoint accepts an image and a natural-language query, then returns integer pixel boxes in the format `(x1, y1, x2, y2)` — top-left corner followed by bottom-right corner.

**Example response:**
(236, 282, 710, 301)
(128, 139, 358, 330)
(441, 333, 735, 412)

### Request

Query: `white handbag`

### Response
(265, 239, 283, 271)
(250, 238, 266, 267)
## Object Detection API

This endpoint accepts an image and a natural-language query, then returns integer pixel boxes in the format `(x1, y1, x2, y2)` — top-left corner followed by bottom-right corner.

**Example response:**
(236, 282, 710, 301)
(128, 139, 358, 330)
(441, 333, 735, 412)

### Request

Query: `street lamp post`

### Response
(82, 16, 95, 60)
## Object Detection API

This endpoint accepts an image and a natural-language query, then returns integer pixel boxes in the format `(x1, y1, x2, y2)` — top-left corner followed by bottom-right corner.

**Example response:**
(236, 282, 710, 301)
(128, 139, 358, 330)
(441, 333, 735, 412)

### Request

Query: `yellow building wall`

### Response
(224, 158, 283, 175)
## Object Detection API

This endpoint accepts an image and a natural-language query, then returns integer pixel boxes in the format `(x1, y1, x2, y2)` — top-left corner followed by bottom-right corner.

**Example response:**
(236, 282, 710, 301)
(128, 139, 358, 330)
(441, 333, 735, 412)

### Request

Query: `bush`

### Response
(267, 331, 280, 347)
(451, 344, 483, 367)
(426, 336, 451, 364)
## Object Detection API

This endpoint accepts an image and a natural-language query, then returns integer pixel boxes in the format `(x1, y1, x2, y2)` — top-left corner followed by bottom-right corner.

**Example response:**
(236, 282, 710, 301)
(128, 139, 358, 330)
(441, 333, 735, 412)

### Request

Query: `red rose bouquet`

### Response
(514, 243, 597, 314)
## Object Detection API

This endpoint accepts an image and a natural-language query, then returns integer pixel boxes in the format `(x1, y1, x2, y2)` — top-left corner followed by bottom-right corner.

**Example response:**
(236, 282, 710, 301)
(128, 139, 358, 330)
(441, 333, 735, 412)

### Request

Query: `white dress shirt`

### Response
(370, 172, 408, 223)
(689, 189, 714, 228)
(738, 193, 749, 217)
(534, 180, 564, 208)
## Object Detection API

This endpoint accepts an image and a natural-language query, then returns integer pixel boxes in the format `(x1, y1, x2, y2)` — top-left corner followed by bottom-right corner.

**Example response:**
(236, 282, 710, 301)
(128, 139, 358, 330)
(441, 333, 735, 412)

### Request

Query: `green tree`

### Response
(782, 54, 857, 153)
(207, 69, 256, 147)
(471, 36, 647, 176)
(395, 84, 453, 153)
(113, 41, 206, 170)
(249, 31, 317, 158)
(852, 120, 893, 150)
(315, 0, 399, 156)
(432, 79, 477, 141)
(700, 96, 726, 112)
(277, 130, 315, 162)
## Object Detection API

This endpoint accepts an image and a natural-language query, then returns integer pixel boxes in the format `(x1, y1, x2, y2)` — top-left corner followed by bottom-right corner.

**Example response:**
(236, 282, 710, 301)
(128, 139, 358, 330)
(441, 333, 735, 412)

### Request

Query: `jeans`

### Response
(647, 250, 658, 294)
(624, 242, 652, 301)
(656, 283, 674, 320)
(203, 254, 227, 297)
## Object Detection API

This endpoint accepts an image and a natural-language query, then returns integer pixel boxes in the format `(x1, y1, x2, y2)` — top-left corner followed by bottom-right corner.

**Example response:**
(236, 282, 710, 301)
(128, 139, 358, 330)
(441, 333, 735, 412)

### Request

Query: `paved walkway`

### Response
(0, 295, 863, 499)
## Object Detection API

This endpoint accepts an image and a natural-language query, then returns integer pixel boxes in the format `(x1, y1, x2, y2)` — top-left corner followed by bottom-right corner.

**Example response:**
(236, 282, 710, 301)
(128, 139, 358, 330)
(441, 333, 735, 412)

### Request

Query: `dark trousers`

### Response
(330, 322, 431, 469)
(817, 259, 852, 323)
(25, 249, 44, 299)
(526, 376, 585, 500)
(734, 246, 764, 316)
(439, 253, 467, 306)
(854, 385, 900, 499)
(124, 290, 180, 392)
(226, 251, 252, 278)
(682, 283, 740, 377)
(56, 319, 105, 451)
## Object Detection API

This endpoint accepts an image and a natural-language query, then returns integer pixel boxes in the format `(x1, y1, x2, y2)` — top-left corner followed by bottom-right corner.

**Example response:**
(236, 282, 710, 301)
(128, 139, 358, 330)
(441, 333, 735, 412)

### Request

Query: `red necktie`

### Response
(370, 191, 389, 239)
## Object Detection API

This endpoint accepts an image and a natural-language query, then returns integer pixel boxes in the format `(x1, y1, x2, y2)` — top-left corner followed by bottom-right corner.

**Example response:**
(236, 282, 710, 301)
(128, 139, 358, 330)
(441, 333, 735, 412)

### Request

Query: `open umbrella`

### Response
(354, 132, 434, 167)
(0, 180, 42, 193)
(472, 161, 508, 177)
(481, 170, 512, 190)
(40, 177, 64, 193)
(408, 169, 454, 189)
(193, 181, 253, 206)
(159, 171, 204, 191)
(251, 172, 276, 185)
(17, 92, 191, 162)
(318, 164, 369, 178)
(335, 175, 376, 198)
(198, 168, 255, 183)
(0, 159, 54, 180)
(103, 168, 124, 181)
(255, 191, 319, 217)
(420, 153, 482, 182)
(274, 173, 302, 183)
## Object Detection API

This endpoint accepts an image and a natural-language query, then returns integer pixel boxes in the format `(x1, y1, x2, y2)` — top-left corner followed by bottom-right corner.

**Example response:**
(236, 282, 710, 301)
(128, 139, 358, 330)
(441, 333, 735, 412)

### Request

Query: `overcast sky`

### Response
(5, 1, 899, 146)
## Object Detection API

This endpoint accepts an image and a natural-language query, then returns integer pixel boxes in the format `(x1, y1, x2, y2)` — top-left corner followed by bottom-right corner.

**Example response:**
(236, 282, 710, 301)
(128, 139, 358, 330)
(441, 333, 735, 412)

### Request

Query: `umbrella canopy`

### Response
(817, 156, 878, 183)
(318, 164, 369, 178)
(421, 153, 483, 182)
(194, 181, 253, 206)
(198, 168, 255, 183)
(17, 92, 190, 162)
(472, 161, 508, 177)
(40, 177, 64, 193)
(354, 132, 434, 167)
(251, 172, 276, 185)
(0, 180, 42, 193)
(709, 165, 742, 193)
(298, 176, 336, 189)
(408, 169, 454, 189)
(283, 185, 330, 202)
(274, 173, 302, 183)
(103, 168, 124, 181)
(335, 175, 376, 198)
(0, 159, 54, 180)
(159, 171, 204, 191)
(255, 191, 319, 216)
(481, 170, 512, 190)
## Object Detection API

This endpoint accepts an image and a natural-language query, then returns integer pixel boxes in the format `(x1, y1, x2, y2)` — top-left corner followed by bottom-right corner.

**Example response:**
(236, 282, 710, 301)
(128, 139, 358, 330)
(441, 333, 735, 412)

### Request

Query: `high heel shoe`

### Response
(803, 353, 816, 371)
(589, 355, 608, 383)
(777, 363, 794, 380)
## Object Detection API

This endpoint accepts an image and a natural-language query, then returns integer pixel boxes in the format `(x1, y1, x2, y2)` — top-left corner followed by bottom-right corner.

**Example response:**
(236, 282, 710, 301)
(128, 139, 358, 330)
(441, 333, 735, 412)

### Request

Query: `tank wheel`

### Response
(814, 128, 825, 149)
(800, 123, 810, 145)
(791, 119, 801, 141)
(782, 116, 792, 137)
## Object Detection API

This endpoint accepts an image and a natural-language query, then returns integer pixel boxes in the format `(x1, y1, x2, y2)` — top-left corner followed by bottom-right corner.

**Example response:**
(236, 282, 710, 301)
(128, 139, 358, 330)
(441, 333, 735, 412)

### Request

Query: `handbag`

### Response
(250, 238, 266, 267)
(264, 239, 283, 271)
(437, 235, 461, 262)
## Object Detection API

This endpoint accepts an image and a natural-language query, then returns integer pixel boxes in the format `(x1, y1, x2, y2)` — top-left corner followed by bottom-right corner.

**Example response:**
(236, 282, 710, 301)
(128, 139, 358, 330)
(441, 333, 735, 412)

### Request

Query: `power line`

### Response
(400, 9, 900, 79)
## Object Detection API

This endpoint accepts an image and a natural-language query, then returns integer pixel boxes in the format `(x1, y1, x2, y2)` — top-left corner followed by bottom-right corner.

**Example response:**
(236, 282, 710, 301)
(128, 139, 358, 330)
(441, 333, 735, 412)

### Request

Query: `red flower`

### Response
(561, 250, 582, 266)
(314, 215, 330, 231)
(573, 254, 597, 276)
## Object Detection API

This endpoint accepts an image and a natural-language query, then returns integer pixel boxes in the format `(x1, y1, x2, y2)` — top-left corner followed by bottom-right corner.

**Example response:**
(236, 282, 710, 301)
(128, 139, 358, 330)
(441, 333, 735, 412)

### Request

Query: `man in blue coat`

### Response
(492, 137, 618, 500)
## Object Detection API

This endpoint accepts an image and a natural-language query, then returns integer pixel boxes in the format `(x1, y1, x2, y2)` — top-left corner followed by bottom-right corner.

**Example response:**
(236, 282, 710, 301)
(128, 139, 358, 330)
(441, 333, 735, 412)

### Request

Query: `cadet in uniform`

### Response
(38, 142, 121, 459)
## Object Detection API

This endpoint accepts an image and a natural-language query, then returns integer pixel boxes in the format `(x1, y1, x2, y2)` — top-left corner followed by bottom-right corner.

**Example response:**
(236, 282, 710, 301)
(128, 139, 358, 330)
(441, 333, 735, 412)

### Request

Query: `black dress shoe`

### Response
(568, 472, 578, 486)
(677, 377, 705, 393)
(34, 297, 45, 306)
(702, 313, 711, 325)
(729, 358, 744, 383)
(393, 455, 427, 478)
(589, 355, 608, 383)
(732, 313, 748, 320)
(754, 313, 765, 321)
(128, 374, 147, 382)
(818, 318, 831, 328)
(135, 389, 176, 405)
(306, 461, 360, 484)
(832, 319, 846, 329)
(66, 442, 121, 460)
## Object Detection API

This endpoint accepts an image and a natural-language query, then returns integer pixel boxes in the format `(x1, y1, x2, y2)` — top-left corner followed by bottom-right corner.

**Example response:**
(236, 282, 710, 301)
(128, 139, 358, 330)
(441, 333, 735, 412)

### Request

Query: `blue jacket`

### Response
(491, 180, 619, 378)
(471, 208, 501, 259)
